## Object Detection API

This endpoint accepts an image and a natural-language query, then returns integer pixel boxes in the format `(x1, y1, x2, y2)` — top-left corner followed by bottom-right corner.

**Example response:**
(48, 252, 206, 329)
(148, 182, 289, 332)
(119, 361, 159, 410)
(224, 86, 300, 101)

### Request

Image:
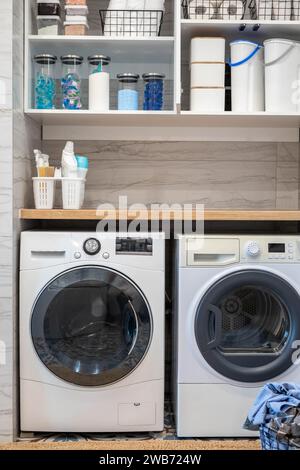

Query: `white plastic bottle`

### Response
(62, 141, 78, 177)
(88, 55, 111, 111)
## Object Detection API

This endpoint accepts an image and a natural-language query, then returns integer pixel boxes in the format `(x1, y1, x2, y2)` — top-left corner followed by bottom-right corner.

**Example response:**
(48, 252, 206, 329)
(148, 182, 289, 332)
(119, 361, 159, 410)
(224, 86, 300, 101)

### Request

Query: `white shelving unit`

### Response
(24, 0, 300, 141)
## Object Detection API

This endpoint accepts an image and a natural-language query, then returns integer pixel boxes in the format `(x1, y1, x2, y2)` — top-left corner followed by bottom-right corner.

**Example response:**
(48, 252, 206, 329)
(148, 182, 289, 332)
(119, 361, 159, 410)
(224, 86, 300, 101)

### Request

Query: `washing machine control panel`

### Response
(241, 237, 299, 262)
(116, 237, 153, 255)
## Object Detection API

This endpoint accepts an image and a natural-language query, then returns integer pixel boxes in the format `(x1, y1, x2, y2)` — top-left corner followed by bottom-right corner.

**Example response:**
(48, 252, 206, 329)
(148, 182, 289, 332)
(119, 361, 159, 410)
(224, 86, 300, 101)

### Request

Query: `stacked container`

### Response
(36, 0, 62, 35)
(64, 0, 89, 35)
(190, 37, 225, 112)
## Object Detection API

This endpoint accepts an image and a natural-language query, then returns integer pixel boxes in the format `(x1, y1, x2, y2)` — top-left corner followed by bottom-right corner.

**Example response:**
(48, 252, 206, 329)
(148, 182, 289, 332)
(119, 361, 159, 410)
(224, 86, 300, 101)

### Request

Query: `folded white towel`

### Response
(104, 0, 126, 36)
(272, 0, 292, 19)
(293, 0, 300, 19)
(257, 0, 273, 19)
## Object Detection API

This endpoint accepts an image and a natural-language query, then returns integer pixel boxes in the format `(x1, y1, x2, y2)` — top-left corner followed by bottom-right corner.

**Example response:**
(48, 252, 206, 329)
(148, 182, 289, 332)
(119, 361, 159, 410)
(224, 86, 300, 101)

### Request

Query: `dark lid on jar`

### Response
(88, 55, 111, 65)
(34, 53, 57, 65)
(117, 73, 139, 83)
(142, 73, 165, 81)
(61, 54, 84, 65)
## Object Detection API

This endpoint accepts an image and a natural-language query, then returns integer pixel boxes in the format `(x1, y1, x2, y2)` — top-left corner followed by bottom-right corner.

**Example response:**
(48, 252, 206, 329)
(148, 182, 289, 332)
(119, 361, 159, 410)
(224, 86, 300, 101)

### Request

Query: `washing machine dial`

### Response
(245, 241, 261, 257)
(83, 238, 101, 255)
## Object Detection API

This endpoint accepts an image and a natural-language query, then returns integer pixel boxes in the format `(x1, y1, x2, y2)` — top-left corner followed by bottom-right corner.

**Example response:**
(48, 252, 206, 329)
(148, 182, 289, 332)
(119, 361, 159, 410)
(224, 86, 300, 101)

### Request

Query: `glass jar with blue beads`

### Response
(117, 73, 139, 111)
(142, 73, 165, 111)
(61, 54, 83, 110)
(34, 54, 57, 109)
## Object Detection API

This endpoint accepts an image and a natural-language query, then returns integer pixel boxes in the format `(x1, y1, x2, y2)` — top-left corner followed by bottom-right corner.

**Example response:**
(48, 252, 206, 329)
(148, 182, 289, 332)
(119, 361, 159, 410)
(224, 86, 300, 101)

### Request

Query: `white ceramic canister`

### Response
(88, 55, 111, 111)
(191, 37, 225, 63)
(191, 62, 225, 88)
(264, 38, 300, 112)
(230, 40, 264, 112)
(190, 88, 225, 112)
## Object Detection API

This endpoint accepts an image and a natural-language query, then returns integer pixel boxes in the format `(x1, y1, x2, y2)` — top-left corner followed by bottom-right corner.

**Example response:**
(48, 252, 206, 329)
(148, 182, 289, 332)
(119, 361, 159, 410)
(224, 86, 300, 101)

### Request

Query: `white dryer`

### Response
(174, 235, 300, 437)
(20, 231, 165, 432)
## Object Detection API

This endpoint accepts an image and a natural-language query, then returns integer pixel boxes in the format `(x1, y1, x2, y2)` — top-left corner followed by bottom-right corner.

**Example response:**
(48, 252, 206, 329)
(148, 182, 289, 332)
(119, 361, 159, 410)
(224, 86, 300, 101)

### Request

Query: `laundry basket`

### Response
(260, 423, 300, 450)
(33, 177, 56, 209)
(62, 177, 85, 210)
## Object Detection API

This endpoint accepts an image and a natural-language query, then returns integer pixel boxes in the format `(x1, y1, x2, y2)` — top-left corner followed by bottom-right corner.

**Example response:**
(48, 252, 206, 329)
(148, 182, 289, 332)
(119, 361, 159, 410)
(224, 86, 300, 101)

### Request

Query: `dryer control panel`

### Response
(182, 235, 300, 266)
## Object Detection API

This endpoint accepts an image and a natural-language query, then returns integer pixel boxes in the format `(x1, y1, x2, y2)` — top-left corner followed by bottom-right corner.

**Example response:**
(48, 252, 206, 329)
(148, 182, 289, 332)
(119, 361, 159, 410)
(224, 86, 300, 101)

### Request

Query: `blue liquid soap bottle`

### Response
(117, 73, 140, 111)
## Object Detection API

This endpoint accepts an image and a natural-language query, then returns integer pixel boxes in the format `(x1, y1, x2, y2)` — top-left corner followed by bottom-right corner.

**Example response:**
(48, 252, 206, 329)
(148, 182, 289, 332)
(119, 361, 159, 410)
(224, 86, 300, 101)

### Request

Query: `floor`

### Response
(0, 403, 261, 450)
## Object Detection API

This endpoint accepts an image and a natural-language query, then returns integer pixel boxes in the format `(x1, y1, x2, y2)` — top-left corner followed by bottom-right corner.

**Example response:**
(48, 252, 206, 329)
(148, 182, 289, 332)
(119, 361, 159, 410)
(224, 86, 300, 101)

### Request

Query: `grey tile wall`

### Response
(43, 140, 300, 210)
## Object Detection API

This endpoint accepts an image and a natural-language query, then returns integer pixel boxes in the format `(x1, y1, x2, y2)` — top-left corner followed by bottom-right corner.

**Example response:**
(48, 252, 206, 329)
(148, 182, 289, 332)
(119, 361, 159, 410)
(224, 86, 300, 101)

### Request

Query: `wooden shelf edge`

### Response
(19, 209, 300, 221)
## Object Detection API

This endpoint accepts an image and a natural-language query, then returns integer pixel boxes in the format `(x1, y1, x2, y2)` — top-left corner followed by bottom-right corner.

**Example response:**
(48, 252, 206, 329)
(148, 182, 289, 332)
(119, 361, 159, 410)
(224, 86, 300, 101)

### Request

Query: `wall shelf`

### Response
(19, 209, 300, 221)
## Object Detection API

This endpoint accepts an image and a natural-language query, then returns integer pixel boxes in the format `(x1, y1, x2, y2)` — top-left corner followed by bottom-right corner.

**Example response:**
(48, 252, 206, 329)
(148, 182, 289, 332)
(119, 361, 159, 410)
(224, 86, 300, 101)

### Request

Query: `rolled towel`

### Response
(256, 0, 273, 19)
(104, 0, 126, 36)
(219, 0, 244, 19)
(188, 0, 216, 19)
(272, 0, 292, 19)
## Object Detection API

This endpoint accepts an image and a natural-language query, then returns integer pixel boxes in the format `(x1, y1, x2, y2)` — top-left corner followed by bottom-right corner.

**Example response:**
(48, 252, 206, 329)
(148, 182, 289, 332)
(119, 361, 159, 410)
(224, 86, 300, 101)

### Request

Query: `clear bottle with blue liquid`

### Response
(143, 73, 165, 111)
(34, 54, 57, 109)
(117, 73, 139, 111)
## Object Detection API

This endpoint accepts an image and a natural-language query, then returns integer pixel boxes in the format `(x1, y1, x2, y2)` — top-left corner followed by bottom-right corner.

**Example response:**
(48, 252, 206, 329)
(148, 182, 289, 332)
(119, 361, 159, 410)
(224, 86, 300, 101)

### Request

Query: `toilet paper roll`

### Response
(191, 37, 225, 63)
(191, 63, 225, 88)
(272, 0, 292, 19)
(188, 0, 216, 19)
(257, 0, 273, 19)
(219, 0, 244, 19)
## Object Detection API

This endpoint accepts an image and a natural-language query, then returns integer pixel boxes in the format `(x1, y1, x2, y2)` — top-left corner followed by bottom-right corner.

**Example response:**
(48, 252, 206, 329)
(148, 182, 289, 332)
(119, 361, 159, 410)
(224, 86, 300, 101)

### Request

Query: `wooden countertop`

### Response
(19, 209, 300, 221)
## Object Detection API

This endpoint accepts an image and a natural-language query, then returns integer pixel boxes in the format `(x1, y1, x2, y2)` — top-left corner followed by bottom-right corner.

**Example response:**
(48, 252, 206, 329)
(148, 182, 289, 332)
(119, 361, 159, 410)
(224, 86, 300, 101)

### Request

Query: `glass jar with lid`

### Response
(143, 73, 165, 111)
(34, 54, 57, 109)
(61, 54, 83, 110)
(117, 73, 139, 111)
(88, 55, 111, 112)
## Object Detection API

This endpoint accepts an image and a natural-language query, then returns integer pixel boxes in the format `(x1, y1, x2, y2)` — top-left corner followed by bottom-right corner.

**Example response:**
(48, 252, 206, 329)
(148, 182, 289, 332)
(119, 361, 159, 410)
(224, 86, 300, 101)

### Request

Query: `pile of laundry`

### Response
(244, 383, 300, 450)
(104, 0, 165, 36)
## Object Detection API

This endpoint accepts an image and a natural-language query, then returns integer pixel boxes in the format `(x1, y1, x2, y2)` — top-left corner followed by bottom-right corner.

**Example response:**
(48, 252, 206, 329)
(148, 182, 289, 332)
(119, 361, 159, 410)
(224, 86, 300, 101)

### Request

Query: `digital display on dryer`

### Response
(268, 243, 285, 253)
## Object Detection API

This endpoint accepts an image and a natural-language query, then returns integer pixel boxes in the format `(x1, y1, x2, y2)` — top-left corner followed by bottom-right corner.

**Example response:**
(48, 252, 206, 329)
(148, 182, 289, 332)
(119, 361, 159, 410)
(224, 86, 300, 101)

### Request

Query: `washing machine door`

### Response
(31, 266, 152, 386)
(195, 269, 300, 383)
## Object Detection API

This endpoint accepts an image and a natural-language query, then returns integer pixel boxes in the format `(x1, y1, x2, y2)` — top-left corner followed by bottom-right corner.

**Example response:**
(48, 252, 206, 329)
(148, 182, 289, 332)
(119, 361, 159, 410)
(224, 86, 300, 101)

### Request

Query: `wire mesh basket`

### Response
(99, 9, 164, 37)
(182, 0, 247, 20)
(260, 424, 300, 450)
(249, 0, 296, 20)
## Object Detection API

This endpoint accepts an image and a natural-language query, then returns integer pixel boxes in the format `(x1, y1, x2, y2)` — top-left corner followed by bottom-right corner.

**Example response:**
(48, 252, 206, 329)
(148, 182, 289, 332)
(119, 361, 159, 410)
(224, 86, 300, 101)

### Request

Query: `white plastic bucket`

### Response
(230, 40, 264, 112)
(191, 62, 225, 87)
(264, 38, 300, 112)
(191, 37, 225, 63)
(33, 177, 56, 209)
(190, 88, 225, 112)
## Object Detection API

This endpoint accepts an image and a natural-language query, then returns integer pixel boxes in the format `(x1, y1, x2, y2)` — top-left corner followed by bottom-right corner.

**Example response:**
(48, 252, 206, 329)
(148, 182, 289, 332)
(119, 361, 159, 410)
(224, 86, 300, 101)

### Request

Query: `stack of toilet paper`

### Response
(190, 37, 225, 112)
(256, 0, 292, 19)
(105, 0, 165, 37)
(187, 0, 244, 19)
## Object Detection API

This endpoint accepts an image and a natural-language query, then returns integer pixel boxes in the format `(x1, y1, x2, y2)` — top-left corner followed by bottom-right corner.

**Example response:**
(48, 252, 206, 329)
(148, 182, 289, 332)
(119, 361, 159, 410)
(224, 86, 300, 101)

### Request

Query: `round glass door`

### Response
(195, 270, 300, 383)
(31, 267, 152, 386)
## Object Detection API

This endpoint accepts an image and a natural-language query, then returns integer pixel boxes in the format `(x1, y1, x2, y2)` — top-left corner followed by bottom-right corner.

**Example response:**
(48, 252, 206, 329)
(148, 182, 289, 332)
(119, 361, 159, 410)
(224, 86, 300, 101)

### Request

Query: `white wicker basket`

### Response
(62, 177, 86, 210)
(33, 177, 56, 209)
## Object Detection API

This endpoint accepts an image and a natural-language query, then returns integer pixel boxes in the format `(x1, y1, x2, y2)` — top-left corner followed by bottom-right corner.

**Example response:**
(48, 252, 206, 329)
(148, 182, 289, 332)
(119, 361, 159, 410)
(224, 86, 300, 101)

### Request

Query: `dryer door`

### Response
(31, 266, 152, 386)
(195, 269, 300, 383)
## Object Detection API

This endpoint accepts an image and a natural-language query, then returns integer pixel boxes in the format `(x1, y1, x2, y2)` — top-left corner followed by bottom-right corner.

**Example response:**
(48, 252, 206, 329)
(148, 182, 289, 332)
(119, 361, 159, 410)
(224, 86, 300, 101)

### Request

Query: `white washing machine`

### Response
(174, 234, 300, 437)
(20, 231, 165, 433)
